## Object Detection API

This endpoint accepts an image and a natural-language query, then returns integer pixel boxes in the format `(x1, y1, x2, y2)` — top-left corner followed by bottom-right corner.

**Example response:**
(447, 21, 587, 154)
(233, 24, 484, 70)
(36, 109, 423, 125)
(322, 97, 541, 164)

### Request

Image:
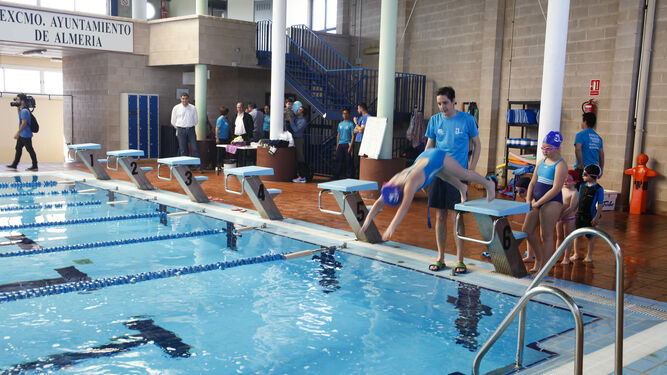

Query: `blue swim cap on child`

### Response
(292, 101, 303, 114)
(544, 131, 563, 147)
(381, 183, 403, 207)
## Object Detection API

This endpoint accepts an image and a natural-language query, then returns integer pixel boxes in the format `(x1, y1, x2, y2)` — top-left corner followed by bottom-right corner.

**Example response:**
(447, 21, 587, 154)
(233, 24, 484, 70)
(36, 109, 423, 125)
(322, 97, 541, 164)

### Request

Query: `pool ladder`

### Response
(472, 228, 624, 375)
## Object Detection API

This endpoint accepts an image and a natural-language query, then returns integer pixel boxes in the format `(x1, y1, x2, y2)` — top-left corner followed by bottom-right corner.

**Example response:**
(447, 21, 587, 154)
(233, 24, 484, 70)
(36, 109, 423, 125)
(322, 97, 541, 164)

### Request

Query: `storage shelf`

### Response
(507, 145, 537, 150)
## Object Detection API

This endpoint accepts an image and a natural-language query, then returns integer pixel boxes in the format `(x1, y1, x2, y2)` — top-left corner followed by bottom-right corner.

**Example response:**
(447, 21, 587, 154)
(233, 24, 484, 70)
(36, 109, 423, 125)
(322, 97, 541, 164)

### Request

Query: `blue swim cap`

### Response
(544, 131, 563, 148)
(381, 183, 403, 206)
(292, 101, 303, 114)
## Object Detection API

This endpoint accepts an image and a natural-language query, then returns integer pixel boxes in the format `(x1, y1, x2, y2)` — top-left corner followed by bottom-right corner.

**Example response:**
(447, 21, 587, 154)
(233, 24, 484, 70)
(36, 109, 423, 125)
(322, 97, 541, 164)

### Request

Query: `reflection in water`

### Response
(447, 283, 492, 352)
(312, 249, 342, 293)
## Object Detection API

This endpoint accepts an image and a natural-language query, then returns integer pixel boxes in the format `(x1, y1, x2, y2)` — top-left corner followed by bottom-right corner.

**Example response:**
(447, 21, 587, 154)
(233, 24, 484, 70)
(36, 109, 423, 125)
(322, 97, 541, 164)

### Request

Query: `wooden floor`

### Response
(13, 161, 666, 303)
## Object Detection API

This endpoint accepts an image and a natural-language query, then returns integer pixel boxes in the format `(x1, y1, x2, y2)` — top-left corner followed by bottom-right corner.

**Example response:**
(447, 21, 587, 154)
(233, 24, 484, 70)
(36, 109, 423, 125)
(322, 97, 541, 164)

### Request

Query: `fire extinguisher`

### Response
(582, 99, 596, 114)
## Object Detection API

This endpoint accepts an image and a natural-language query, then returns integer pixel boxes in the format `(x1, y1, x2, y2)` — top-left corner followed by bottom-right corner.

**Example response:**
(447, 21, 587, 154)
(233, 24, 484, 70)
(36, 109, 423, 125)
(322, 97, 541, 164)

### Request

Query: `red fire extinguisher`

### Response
(582, 99, 596, 114)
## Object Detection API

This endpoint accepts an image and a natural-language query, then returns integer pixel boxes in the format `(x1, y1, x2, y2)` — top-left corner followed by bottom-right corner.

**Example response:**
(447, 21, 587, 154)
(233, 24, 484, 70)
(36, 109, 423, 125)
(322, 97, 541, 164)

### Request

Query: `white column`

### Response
(537, 0, 570, 161)
(132, 0, 147, 20)
(376, 0, 398, 159)
(306, 0, 313, 28)
(270, 0, 287, 140)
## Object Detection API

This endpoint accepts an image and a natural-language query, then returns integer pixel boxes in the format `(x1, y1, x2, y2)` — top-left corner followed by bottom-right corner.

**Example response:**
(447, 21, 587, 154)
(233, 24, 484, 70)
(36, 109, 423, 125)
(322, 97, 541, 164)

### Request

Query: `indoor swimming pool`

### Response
(0, 175, 655, 374)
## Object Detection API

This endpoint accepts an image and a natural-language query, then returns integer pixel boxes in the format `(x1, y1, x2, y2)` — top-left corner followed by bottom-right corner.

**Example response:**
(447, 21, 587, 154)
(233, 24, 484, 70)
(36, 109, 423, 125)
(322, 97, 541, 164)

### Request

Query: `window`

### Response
(4, 69, 40, 94)
(313, 0, 336, 33)
(43, 71, 63, 95)
(4, 0, 107, 15)
(0, 67, 63, 95)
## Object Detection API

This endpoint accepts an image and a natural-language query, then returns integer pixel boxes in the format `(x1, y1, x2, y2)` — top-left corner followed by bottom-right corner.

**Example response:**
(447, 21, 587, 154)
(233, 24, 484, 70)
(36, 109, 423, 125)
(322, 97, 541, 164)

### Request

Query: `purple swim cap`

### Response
(381, 183, 403, 206)
(544, 131, 563, 148)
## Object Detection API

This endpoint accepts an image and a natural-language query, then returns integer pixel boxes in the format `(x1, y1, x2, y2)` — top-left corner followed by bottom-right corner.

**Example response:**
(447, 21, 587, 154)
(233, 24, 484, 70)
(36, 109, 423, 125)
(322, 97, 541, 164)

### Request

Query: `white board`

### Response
(358, 116, 387, 160)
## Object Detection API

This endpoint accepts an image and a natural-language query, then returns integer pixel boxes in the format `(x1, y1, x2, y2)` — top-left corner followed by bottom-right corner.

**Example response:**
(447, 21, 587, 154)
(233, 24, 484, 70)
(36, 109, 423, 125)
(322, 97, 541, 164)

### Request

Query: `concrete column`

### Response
(537, 0, 570, 161)
(195, 64, 207, 140)
(132, 0, 146, 20)
(196, 0, 208, 15)
(195, 1, 208, 140)
(306, 0, 313, 28)
(376, 0, 398, 159)
(270, 0, 287, 140)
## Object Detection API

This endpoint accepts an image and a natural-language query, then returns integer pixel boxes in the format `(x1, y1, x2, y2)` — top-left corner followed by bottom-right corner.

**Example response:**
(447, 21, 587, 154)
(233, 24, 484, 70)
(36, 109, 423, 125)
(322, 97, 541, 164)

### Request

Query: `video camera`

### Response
(10, 94, 36, 109)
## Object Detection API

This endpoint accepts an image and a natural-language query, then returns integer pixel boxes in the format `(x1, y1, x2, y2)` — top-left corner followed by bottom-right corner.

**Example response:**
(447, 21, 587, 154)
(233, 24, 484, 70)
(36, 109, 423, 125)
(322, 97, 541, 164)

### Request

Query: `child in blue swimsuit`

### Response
(522, 131, 568, 273)
(361, 148, 496, 242)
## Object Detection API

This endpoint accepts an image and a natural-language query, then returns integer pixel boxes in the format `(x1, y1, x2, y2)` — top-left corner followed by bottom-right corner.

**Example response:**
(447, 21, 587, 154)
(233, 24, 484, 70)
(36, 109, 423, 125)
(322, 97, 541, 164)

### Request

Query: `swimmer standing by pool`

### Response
(361, 148, 495, 242)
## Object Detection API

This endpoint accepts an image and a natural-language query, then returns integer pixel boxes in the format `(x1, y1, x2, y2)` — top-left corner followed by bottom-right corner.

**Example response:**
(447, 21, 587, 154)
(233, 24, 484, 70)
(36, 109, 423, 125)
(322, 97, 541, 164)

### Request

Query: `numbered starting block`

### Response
(224, 166, 282, 220)
(157, 157, 208, 203)
(67, 143, 110, 180)
(317, 178, 382, 243)
(106, 150, 154, 190)
(454, 199, 529, 278)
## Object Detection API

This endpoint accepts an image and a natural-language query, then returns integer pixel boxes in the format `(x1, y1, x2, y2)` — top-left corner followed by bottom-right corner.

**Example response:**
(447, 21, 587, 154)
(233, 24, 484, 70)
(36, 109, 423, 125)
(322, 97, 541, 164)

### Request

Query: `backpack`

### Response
(29, 113, 39, 133)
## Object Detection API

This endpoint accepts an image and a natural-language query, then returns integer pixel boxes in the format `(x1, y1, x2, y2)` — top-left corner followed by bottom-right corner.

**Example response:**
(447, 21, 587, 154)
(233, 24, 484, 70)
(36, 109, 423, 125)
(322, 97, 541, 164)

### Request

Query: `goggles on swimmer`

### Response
(381, 183, 403, 206)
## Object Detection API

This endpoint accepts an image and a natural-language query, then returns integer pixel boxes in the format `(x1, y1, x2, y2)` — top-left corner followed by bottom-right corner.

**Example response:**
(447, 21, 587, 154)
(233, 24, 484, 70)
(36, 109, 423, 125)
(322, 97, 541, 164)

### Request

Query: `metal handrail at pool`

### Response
(472, 228, 624, 375)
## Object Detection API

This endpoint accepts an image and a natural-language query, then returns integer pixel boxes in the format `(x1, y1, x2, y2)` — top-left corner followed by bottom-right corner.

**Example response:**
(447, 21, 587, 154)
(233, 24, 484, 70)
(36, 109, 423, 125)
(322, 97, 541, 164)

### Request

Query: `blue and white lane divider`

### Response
(0, 228, 225, 257)
(0, 212, 167, 231)
(0, 253, 286, 303)
(0, 189, 79, 199)
(0, 246, 335, 304)
(0, 200, 103, 213)
(0, 180, 58, 189)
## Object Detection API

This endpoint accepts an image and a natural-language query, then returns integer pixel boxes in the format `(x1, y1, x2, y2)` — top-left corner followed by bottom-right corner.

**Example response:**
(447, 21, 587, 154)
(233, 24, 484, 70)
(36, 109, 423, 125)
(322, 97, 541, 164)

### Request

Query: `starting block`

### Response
(106, 150, 154, 190)
(454, 198, 529, 278)
(157, 157, 208, 203)
(67, 143, 110, 180)
(317, 178, 382, 243)
(224, 166, 282, 220)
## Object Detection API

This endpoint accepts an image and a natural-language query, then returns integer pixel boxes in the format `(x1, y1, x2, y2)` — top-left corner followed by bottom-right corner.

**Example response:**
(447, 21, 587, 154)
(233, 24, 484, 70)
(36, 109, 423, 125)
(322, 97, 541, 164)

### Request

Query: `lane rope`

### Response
(0, 212, 167, 231)
(0, 228, 225, 257)
(0, 181, 57, 189)
(0, 200, 103, 213)
(0, 189, 79, 199)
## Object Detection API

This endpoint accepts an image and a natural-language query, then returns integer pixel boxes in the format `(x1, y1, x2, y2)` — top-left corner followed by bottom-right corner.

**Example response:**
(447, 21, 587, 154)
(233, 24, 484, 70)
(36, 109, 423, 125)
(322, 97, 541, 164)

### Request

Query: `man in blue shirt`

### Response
(574, 112, 604, 179)
(424, 87, 480, 273)
(352, 103, 369, 178)
(289, 101, 309, 183)
(333, 109, 355, 179)
(7, 93, 38, 171)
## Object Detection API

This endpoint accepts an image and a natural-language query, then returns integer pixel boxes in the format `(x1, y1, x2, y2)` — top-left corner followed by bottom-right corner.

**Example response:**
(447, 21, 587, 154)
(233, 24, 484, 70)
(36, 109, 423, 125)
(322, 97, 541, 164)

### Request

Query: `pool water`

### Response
(0, 177, 594, 374)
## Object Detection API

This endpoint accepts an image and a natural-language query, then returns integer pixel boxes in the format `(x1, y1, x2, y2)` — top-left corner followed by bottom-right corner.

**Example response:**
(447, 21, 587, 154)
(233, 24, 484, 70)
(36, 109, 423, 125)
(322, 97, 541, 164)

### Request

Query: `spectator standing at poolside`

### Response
(352, 103, 369, 178)
(215, 106, 230, 170)
(333, 109, 355, 180)
(574, 112, 604, 182)
(263, 105, 271, 139)
(424, 87, 481, 274)
(171, 93, 199, 157)
(289, 101, 309, 183)
(247, 102, 264, 142)
(233, 101, 253, 144)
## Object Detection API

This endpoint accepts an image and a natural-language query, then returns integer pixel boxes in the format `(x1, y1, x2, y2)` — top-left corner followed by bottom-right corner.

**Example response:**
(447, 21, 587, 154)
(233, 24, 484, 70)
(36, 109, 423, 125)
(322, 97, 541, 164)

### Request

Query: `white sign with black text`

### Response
(0, 4, 133, 53)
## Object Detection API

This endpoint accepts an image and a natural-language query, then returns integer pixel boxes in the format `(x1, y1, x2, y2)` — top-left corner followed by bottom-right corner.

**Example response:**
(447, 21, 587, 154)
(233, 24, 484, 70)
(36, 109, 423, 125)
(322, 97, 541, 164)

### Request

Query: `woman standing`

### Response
(522, 131, 568, 273)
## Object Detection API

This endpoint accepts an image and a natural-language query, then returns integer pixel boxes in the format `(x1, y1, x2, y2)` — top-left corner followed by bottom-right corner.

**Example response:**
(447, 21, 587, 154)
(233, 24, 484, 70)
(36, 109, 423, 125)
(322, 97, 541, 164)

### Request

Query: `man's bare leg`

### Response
(430, 208, 448, 271)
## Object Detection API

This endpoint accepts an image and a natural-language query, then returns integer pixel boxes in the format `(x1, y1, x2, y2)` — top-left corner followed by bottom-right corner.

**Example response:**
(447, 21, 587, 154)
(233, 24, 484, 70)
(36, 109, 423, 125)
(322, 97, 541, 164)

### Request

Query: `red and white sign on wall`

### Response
(590, 79, 600, 96)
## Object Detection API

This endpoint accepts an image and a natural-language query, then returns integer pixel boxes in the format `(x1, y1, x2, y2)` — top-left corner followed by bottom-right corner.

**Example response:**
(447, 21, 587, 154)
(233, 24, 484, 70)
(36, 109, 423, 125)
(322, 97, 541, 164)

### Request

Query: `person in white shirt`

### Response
(233, 101, 253, 143)
(170, 93, 199, 157)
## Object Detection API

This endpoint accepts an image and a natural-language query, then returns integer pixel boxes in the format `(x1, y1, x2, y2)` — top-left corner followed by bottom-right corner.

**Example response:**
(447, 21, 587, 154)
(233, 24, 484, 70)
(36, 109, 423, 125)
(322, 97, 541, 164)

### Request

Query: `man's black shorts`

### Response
(427, 178, 461, 210)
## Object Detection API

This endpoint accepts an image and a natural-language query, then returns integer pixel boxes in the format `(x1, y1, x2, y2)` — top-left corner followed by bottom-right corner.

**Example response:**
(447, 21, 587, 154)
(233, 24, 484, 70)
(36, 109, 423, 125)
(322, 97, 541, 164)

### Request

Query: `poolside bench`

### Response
(67, 143, 110, 180)
(317, 178, 382, 243)
(454, 199, 530, 278)
(224, 166, 282, 220)
(156, 157, 208, 203)
(106, 149, 154, 191)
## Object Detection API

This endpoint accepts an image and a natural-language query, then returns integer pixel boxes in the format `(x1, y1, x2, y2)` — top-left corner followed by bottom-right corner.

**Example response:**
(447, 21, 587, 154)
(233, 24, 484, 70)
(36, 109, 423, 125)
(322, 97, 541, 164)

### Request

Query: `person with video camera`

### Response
(7, 93, 38, 171)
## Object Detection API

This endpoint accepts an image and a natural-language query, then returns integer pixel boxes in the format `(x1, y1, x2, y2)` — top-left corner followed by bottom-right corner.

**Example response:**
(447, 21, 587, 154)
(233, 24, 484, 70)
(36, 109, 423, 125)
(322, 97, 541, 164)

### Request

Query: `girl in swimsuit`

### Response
(522, 131, 568, 273)
(361, 148, 496, 242)
(557, 170, 580, 265)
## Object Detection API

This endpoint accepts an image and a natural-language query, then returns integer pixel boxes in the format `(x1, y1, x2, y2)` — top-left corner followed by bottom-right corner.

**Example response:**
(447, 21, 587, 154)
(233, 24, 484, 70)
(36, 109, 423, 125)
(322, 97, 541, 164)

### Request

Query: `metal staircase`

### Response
(257, 21, 425, 121)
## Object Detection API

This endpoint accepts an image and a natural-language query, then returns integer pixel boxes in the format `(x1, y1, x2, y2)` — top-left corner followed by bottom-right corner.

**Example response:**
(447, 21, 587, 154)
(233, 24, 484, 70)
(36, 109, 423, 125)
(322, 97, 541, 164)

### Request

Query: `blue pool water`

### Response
(0, 177, 595, 374)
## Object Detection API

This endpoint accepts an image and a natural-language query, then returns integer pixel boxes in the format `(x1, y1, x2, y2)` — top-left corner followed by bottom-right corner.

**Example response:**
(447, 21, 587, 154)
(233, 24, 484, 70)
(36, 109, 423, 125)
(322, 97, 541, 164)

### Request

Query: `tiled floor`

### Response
(10, 161, 666, 303)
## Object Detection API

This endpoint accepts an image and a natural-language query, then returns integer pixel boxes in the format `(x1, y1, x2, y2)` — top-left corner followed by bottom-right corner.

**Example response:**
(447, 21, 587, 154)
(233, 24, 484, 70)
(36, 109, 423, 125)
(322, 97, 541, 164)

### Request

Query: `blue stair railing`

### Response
(256, 21, 425, 121)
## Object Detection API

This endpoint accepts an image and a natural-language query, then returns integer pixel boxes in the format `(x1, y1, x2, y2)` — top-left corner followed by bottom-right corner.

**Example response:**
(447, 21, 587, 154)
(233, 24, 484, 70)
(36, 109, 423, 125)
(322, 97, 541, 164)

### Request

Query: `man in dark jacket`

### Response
(233, 101, 254, 143)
